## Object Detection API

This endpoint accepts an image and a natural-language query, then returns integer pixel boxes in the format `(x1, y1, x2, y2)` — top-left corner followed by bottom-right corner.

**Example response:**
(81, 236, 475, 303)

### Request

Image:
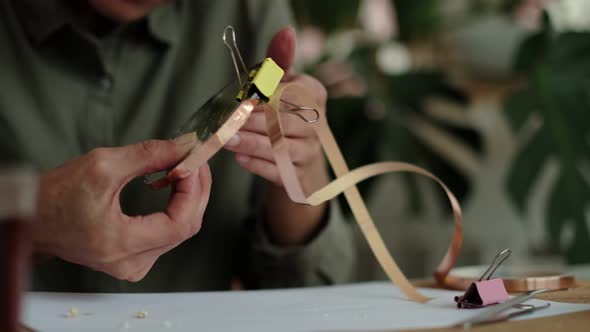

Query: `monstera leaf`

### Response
(326, 66, 482, 215)
(504, 27, 590, 263)
(289, 0, 483, 218)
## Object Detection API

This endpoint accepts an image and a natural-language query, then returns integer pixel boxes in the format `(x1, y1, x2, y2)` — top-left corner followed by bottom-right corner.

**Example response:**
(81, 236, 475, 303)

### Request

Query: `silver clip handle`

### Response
(280, 99, 320, 123)
(223, 26, 249, 86)
(479, 249, 512, 281)
(455, 288, 553, 329)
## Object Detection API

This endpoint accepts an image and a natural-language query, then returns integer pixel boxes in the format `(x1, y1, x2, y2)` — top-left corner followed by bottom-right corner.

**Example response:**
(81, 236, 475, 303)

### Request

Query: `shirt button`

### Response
(99, 75, 113, 91)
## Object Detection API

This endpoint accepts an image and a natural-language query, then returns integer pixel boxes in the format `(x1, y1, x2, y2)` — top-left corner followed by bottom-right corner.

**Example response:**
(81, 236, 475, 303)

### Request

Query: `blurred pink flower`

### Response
(315, 60, 368, 97)
(360, 0, 398, 41)
(297, 26, 326, 66)
(513, 0, 546, 29)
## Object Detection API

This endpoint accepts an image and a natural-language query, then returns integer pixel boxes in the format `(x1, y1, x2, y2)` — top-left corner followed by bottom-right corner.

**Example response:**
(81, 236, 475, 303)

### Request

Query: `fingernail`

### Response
(173, 133, 196, 146)
(226, 134, 240, 147)
(236, 154, 250, 163)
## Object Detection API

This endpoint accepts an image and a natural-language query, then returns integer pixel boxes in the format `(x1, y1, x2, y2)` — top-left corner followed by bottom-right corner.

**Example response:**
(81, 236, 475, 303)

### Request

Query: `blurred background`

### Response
(287, 0, 590, 280)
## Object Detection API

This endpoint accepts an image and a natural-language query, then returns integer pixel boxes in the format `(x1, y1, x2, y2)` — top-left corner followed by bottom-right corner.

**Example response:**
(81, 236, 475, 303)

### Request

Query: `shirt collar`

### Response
(13, 0, 70, 44)
(14, 0, 181, 46)
(147, 3, 182, 45)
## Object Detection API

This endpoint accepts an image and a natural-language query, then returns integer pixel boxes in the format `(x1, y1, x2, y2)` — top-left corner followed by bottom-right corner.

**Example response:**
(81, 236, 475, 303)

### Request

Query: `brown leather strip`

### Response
(267, 83, 465, 302)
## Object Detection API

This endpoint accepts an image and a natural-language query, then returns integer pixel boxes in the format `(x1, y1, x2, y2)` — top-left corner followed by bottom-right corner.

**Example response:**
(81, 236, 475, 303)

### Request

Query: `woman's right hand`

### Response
(33, 133, 212, 281)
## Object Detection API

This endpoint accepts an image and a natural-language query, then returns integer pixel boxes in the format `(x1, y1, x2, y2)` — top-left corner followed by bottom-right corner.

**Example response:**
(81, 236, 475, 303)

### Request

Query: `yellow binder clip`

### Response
(223, 26, 318, 123)
(235, 57, 284, 102)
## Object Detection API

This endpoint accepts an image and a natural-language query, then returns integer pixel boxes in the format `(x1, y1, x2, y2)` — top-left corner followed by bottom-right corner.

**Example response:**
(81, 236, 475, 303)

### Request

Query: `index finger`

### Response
(126, 164, 212, 251)
(266, 27, 296, 73)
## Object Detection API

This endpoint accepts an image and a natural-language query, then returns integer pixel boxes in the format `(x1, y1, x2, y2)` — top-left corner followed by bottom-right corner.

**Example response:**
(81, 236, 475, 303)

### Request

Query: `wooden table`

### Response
(394, 280, 590, 332)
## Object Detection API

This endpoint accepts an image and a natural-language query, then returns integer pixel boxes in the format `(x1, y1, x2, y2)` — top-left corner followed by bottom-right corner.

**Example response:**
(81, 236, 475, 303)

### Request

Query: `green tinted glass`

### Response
(173, 79, 243, 142)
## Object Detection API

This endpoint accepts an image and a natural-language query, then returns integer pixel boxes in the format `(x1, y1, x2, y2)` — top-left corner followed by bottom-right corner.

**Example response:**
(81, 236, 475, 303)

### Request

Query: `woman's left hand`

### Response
(223, 27, 330, 246)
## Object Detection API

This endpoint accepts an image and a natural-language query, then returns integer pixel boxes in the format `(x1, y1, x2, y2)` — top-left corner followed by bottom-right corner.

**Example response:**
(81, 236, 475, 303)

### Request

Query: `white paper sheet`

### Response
(23, 282, 590, 332)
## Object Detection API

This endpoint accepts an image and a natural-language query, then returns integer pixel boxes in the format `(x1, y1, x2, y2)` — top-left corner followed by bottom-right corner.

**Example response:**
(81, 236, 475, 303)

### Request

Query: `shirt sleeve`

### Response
(244, 189, 358, 288)
(239, 0, 358, 288)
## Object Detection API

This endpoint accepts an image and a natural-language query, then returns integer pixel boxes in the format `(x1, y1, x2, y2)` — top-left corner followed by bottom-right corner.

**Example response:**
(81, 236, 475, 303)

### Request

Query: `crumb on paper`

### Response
(136, 310, 148, 319)
(64, 307, 79, 318)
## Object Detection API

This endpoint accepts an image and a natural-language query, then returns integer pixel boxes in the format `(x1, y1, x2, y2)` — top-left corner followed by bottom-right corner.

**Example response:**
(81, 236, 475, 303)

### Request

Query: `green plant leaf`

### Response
(327, 97, 385, 168)
(504, 30, 590, 263)
(393, 0, 443, 41)
(292, 2, 482, 220)
(506, 131, 550, 212)
(514, 31, 548, 73)
(385, 72, 480, 210)
(547, 169, 590, 263)
(503, 88, 539, 131)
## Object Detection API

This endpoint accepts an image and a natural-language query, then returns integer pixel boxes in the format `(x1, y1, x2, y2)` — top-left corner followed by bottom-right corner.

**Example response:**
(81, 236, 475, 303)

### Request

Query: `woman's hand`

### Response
(34, 134, 212, 281)
(224, 27, 330, 246)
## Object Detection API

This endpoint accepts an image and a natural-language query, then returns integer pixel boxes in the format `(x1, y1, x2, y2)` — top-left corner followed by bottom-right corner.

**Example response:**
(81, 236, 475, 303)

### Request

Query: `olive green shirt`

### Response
(0, 0, 356, 292)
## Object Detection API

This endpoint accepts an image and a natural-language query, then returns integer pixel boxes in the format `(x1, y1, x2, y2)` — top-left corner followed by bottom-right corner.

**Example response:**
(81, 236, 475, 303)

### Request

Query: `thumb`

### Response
(115, 133, 197, 179)
(266, 27, 297, 73)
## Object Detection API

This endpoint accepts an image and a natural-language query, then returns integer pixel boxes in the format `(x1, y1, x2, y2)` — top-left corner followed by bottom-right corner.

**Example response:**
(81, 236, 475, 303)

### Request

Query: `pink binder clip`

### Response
(455, 249, 511, 308)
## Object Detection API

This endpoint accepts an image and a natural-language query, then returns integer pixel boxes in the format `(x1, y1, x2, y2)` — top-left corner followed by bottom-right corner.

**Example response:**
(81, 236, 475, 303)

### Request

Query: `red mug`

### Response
(0, 168, 37, 332)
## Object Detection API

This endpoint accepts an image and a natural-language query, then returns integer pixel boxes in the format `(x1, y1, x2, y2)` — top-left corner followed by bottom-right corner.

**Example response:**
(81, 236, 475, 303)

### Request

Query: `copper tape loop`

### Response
(501, 275, 577, 292)
(267, 83, 464, 303)
(443, 274, 577, 292)
(158, 100, 259, 188)
(164, 83, 464, 301)
(163, 80, 573, 296)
